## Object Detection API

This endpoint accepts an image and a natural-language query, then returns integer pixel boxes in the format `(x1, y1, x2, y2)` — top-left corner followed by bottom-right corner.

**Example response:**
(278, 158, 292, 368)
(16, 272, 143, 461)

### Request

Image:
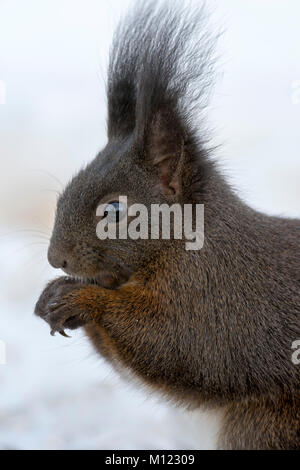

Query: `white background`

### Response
(0, 0, 299, 449)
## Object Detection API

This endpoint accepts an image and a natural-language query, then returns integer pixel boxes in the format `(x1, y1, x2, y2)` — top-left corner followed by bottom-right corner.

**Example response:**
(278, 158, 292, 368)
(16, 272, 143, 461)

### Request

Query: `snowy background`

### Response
(0, 0, 299, 450)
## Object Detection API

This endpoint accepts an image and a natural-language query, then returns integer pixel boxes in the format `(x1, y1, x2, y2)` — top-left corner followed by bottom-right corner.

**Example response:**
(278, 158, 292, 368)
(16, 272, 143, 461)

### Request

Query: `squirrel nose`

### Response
(47, 246, 68, 270)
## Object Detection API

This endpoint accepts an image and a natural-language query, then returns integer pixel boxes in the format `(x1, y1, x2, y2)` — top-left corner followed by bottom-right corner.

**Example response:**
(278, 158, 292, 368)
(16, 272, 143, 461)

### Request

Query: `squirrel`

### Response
(35, 1, 300, 450)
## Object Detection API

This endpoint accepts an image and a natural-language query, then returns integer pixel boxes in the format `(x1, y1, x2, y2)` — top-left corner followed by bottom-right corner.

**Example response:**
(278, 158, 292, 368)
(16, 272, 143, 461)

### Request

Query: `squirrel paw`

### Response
(34, 277, 90, 337)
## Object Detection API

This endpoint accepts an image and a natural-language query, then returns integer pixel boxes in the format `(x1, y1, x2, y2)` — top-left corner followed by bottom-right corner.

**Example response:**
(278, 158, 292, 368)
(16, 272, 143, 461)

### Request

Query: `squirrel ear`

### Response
(145, 109, 186, 199)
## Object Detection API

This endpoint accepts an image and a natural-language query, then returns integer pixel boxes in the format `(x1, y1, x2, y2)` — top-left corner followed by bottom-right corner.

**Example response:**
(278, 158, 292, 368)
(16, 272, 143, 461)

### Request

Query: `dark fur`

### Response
(35, 1, 300, 449)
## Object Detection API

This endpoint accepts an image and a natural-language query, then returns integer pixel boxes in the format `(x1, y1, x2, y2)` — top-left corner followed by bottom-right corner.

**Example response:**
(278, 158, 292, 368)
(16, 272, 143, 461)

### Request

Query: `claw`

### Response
(59, 329, 71, 338)
(50, 327, 70, 338)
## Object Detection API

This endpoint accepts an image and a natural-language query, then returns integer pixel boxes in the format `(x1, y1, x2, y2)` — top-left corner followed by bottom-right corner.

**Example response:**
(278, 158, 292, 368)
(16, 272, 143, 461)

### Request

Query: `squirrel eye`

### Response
(103, 201, 126, 223)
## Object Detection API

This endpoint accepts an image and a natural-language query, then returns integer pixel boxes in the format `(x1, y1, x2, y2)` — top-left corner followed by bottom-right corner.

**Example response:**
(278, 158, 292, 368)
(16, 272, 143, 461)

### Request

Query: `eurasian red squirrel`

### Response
(35, 1, 300, 449)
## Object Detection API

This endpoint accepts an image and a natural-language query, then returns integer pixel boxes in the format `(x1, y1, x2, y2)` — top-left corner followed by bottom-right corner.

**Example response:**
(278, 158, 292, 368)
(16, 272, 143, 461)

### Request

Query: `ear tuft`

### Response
(107, 2, 217, 199)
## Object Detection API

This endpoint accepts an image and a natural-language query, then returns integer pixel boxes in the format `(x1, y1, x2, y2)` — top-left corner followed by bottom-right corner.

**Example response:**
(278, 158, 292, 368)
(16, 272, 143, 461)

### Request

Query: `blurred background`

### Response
(0, 0, 299, 450)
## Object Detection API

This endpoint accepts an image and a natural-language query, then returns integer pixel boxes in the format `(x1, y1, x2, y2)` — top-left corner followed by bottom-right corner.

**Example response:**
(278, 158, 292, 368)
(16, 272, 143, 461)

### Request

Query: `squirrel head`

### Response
(47, 2, 215, 288)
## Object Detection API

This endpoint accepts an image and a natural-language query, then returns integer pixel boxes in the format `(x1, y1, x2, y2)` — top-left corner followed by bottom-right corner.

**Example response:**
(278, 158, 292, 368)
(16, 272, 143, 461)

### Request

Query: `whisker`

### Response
(39, 188, 61, 196)
(21, 248, 48, 271)
(0, 229, 51, 240)
(27, 168, 64, 189)
(0, 242, 48, 261)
